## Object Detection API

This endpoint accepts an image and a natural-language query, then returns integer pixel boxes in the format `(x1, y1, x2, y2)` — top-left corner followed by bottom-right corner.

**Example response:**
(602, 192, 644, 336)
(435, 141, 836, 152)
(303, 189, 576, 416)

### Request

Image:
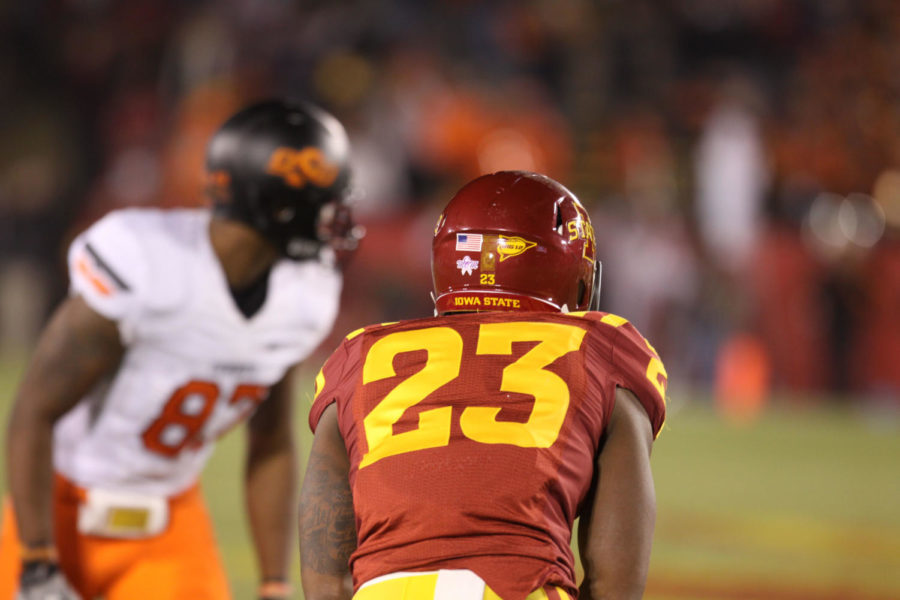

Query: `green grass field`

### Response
(2, 355, 899, 599)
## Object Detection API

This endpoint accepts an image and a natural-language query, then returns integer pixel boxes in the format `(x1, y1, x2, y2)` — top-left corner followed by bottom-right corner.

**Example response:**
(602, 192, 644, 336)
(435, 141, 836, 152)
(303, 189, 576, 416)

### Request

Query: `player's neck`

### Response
(209, 218, 280, 289)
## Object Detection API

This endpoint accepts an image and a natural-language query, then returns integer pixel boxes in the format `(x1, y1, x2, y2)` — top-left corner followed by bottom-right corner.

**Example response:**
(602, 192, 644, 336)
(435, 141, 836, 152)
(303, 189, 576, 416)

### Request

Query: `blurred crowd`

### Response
(2, 0, 900, 408)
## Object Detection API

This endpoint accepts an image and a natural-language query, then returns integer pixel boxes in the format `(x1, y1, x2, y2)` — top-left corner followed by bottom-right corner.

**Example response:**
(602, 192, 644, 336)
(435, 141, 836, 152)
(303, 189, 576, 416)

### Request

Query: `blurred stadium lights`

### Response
(802, 191, 885, 259)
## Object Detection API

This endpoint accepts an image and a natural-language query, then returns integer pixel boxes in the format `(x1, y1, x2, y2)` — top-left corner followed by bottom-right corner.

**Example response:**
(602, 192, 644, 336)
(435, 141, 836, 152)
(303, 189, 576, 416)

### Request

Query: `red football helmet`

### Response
(432, 171, 600, 315)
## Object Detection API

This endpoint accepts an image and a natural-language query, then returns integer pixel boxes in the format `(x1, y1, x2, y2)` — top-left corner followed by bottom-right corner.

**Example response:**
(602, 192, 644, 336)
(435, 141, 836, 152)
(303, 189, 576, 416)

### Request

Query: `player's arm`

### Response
(578, 386, 656, 600)
(244, 370, 301, 600)
(298, 402, 354, 600)
(6, 295, 122, 600)
(6, 294, 124, 549)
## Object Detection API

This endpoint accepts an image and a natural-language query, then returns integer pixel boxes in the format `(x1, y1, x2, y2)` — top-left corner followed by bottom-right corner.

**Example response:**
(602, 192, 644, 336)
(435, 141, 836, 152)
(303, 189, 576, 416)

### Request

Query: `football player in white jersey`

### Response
(0, 99, 360, 600)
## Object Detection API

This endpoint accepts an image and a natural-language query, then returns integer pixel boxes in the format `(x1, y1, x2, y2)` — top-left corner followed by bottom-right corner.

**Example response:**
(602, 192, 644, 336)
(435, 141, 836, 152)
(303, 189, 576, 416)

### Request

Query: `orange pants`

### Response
(0, 475, 230, 600)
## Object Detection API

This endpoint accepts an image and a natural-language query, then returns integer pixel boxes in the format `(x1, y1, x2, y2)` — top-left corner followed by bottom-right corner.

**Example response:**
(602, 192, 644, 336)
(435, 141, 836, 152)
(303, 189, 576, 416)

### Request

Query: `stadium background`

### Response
(1, 1, 898, 598)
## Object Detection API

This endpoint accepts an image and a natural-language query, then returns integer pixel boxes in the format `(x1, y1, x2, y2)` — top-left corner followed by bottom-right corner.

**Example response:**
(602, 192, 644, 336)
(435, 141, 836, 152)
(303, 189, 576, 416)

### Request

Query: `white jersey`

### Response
(54, 208, 342, 497)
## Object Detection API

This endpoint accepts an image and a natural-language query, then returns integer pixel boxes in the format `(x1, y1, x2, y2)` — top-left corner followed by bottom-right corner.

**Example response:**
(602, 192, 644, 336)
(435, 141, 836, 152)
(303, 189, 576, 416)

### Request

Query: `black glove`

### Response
(16, 560, 81, 600)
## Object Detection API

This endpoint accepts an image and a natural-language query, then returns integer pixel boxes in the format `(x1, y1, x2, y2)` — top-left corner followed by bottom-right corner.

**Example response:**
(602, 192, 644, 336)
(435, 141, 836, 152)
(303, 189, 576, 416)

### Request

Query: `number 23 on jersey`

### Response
(342, 318, 666, 469)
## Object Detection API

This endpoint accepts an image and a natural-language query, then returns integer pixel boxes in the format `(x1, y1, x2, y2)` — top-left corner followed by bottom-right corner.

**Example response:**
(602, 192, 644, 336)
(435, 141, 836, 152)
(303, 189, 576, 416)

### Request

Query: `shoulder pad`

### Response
(129, 209, 198, 313)
(68, 209, 199, 322)
(578, 311, 668, 437)
(68, 210, 150, 323)
(342, 321, 399, 342)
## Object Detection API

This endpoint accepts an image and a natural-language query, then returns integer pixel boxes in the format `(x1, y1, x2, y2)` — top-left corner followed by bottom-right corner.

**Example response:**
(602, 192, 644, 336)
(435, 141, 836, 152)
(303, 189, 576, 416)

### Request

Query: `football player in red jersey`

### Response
(299, 171, 667, 600)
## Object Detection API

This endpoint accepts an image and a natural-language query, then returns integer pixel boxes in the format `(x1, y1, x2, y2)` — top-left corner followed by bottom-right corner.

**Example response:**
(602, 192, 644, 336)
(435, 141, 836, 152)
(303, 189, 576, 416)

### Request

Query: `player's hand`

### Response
(16, 560, 81, 600)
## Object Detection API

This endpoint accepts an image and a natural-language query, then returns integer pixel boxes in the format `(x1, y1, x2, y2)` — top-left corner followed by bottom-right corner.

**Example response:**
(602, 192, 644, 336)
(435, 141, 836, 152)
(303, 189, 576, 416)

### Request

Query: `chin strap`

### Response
(589, 261, 602, 311)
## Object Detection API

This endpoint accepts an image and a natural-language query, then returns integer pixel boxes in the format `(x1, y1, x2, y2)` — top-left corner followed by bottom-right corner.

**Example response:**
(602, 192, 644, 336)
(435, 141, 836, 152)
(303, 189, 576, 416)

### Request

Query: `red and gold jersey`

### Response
(309, 310, 666, 599)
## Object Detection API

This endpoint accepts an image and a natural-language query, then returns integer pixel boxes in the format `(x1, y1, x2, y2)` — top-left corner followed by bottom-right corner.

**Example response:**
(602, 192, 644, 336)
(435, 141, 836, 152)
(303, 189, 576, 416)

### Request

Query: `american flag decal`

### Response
(456, 233, 483, 251)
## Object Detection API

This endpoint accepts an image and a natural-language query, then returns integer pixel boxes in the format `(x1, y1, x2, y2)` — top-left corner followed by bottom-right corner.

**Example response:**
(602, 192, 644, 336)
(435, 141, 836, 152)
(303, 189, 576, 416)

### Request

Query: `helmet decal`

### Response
(265, 146, 341, 189)
(480, 237, 497, 272)
(496, 235, 537, 262)
(456, 256, 479, 276)
(455, 233, 483, 251)
(566, 203, 596, 263)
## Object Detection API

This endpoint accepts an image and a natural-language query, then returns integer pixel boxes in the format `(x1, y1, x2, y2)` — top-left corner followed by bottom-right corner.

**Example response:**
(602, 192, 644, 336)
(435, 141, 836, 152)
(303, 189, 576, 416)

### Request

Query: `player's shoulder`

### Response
(269, 249, 342, 299)
(89, 206, 206, 235)
(564, 309, 630, 327)
(569, 311, 668, 435)
(263, 254, 343, 339)
(73, 208, 207, 312)
(565, 310, 651, 343)
(326, 315, 445, 355)
(559, 310, 664, 369)
(329, 311, 656, 349)
(338, 316, 422, 343)
(317, 316, 440, 385)
(82, 207, 209, 259)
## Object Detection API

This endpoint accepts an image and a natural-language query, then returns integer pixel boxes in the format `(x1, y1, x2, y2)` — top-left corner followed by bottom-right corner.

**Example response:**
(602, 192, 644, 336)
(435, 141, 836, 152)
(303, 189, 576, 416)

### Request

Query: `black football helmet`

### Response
(205, 99, 359, 260)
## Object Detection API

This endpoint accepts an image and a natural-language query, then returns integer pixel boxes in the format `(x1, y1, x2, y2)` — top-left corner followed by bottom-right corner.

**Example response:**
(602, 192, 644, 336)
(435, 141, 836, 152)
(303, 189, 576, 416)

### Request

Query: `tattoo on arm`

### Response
(299, 435, 356, 575)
